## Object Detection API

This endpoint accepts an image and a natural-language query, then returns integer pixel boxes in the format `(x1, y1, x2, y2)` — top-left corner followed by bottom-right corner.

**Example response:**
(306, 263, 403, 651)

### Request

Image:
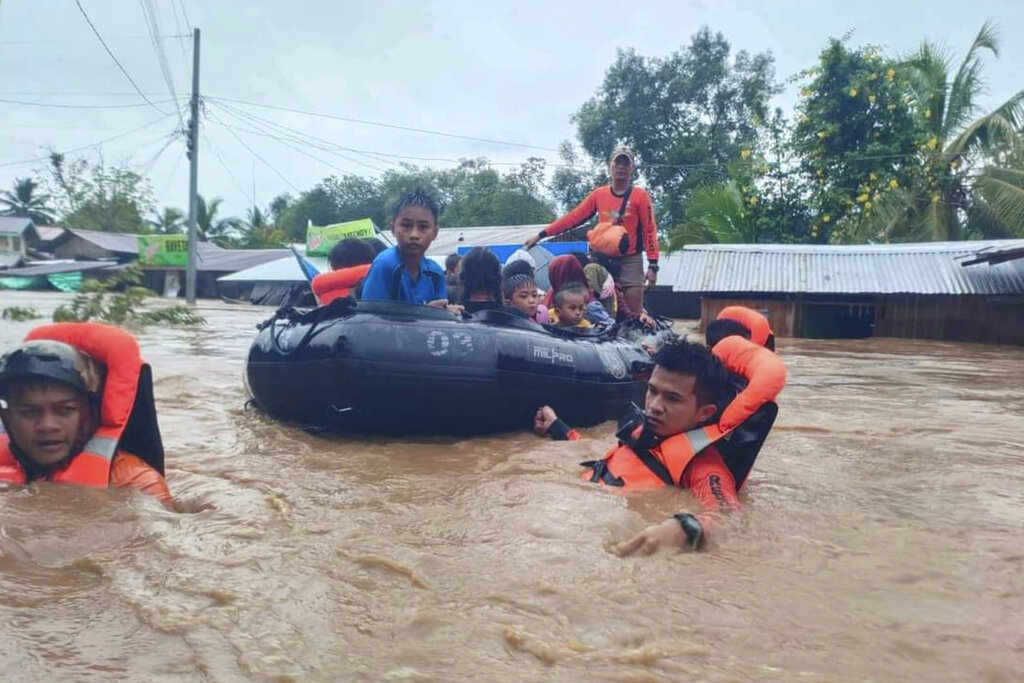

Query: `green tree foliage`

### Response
(572, 27, 780, 229)
(0, 177, 56, 223)
(791, 39, 923, 242)
(272, 159, 556, 242)
(238, 205, 286, 247)
(148, 206, 185, 234)
(865, 23, 1024, 241)
(195, 195, 242, 247)
(53, 264, 204, 327)
(46, 153, 155, 233)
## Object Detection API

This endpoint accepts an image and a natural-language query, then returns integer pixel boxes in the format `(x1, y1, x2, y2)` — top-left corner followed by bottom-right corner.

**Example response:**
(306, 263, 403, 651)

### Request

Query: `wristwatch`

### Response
(672, 513, 703, 550)
(647, 263, 659, 273)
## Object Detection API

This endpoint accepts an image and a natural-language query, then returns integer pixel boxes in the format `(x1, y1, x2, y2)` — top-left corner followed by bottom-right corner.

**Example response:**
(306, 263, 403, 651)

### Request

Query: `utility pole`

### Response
(185, 28, 201, 304)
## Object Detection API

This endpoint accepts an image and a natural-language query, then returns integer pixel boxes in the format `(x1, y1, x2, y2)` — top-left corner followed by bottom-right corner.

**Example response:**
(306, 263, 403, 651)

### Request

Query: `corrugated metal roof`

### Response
(194, 247, 291, 273)
(427, 224, 546, 256)
(217, 255, 330, 282)
(661, 240, 1024, 295)
(58, 228, 142, 254)
(959, 239, 1024, 266)
(0, 260, 120, 277)
(0, 217, 34, 235)
(33, 225, 66, 243)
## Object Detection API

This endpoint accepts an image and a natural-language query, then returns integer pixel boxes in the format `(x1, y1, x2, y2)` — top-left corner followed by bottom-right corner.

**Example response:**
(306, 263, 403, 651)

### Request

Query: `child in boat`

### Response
(458, 247, 504, 313)
(503, 272, 538, 319)
(502, 258, 549, 323)
(360, 190, 448, 306)
(311, 238, 376, 305)
(549, 284, 593, 329)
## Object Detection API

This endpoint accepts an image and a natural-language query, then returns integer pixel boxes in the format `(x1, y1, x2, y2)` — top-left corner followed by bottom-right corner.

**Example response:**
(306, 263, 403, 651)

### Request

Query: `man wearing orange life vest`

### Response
(0, 323, 172, 506)
(535, 325, 785, 555)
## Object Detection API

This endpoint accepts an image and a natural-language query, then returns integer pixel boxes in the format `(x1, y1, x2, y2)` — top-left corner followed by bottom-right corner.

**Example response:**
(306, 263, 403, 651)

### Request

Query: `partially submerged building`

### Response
(658, 240, 1024, 345)
(0, 217, 39, 270)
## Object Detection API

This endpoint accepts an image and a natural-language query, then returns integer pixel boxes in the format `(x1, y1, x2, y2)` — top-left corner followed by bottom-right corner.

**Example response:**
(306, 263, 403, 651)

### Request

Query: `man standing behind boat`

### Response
(524, 147, 659, 314)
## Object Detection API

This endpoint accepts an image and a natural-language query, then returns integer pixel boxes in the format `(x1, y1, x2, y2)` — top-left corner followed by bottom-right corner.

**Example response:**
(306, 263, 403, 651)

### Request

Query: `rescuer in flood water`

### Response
(0, 322, 172, 506)
(535, 316, 785, 555)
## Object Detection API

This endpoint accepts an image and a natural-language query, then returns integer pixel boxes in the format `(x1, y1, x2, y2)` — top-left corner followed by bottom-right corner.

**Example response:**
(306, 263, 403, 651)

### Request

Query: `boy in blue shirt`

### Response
(361, 190, 448, 306)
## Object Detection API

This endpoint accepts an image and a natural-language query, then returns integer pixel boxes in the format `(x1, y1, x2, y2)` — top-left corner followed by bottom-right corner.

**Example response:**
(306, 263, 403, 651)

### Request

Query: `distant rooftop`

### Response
(660, 240, 1024, 296)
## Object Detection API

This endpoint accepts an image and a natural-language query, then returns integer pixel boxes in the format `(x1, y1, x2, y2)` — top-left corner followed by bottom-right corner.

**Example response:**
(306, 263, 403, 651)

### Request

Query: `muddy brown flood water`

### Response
(1, 291, 1022, 681)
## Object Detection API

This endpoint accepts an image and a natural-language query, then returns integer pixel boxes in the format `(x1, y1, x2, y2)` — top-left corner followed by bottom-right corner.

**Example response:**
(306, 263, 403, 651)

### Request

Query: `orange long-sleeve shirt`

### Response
(543, 185, 660, 262)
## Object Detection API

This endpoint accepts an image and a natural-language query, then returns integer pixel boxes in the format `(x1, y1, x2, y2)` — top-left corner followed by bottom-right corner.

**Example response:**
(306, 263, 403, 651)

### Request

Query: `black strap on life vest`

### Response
(631, 443, 677, 487)
(613, 186, 633, 225)
(580, 459, 625, 487)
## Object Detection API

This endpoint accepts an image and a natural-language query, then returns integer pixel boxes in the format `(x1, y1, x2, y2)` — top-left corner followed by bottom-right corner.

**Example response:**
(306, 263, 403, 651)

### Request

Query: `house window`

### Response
(0, 236, 10, 251)
(11, 236, 21, 251)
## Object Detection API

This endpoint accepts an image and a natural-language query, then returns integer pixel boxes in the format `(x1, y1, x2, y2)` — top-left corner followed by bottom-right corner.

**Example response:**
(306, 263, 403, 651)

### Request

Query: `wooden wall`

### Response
(700, 298, 799, 337)
(875, 295, 1024, 346)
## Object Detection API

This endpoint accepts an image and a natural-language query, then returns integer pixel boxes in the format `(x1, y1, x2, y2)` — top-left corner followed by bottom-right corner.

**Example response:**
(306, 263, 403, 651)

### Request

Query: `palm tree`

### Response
(196, 195, 242, 247)
(666, 181, 755, 248)
(238, 205, 286, 248)
(861, 22, 1023, 241)
(0, 177, 56, 223)
(149, 207, 186, 234)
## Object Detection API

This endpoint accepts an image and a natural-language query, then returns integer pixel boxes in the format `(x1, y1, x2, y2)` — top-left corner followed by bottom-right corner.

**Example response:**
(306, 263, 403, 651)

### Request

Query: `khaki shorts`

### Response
(613, 252, 645, 289)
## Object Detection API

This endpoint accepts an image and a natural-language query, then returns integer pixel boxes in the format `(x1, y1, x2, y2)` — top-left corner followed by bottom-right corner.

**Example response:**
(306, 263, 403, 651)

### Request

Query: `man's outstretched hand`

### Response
(523, 234, 542, 251)
(615, 518, 689, 557)
(533, 405, 558, 435)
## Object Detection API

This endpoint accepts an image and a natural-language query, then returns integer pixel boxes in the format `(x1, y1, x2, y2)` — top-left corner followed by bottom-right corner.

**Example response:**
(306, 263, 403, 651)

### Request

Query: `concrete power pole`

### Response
(185, 28, 201, 304)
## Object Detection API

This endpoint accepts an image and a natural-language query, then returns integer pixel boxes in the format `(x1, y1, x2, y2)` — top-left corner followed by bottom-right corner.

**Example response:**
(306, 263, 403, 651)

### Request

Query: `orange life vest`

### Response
(717, 306, 774, 349)
(0, 323, 143, 488)
(581, 335, 786, 490)
(312, 264, 372, 305)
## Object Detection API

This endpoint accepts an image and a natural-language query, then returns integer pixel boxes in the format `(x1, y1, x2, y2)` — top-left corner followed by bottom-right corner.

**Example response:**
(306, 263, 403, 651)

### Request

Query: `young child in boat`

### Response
(502, 258, 549, 323)
(458, 247, 504, 314)
(503, 272, 539, 320)
(360, 190, 448, 307)
(549, 284, 593, 329)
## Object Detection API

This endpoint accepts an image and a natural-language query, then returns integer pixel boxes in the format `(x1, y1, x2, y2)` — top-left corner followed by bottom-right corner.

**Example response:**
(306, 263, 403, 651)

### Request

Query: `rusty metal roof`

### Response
(660, 241, 1024, 295)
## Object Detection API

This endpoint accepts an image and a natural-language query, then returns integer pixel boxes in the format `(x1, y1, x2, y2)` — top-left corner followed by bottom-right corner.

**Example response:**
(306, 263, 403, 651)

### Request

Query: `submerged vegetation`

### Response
(53, 265, 205, 327)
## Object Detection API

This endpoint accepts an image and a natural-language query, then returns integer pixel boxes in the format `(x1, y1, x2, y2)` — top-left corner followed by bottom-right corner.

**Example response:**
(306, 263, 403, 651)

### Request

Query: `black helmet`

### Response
(0, 340, 104, 399)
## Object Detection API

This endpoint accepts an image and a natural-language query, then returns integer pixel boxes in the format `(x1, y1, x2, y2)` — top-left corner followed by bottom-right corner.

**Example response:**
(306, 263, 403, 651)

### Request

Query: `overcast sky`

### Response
(1, 0, 1021, 221)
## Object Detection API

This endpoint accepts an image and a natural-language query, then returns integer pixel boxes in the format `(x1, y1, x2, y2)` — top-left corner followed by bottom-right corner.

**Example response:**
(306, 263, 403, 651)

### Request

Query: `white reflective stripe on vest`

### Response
(83, 434, 118, 461)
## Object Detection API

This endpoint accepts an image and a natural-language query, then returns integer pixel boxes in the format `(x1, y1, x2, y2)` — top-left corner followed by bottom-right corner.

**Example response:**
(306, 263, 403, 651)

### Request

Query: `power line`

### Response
(205, 95, 561, 153)
(209, 101, 393, 173)
(204, 129, 255, 206)
(0, 113, 175, 168)
(73, 0, 170, 115)
(140, 0, 184, 129)
(0, 97, 180, 109)
(208, 109, 300, 193)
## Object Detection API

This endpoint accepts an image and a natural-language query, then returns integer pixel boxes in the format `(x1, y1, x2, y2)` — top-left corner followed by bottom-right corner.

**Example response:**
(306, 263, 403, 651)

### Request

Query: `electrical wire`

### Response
(140, 0, 184, 129)
(208, 110, 301, 192)
(205, 130, 256, 206)
(205, 95, 561, 153)
(0, 113, 175, 168)
(0, 97, 179, 109)
(73, 0, 170, 115)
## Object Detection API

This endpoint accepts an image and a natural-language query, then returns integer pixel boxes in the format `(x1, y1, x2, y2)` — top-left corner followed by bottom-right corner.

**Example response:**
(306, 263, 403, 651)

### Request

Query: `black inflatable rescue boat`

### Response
(245, 300, 653, 435)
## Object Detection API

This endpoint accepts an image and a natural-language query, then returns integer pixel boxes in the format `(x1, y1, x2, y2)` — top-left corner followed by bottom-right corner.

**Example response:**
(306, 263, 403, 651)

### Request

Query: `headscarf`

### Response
(543, 255, 593, 307)
(584, 263, 617, 317)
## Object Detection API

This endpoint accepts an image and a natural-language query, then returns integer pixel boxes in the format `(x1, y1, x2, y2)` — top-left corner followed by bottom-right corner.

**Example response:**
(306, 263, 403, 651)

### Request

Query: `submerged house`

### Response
(0, 217, 39, 270)
(658, 240, 1024, 346)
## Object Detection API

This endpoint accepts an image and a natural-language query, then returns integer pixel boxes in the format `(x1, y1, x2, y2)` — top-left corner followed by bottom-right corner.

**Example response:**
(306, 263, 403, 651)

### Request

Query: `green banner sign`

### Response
(306, 218, 376, 256)
(138, 235, 189, 267)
